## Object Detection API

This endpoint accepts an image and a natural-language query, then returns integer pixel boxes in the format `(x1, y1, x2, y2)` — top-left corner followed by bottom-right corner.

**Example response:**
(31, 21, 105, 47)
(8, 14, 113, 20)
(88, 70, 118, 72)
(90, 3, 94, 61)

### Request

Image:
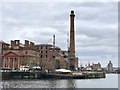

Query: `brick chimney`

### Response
(68, 10, 76, 70)
(14, 40, 20, 46)
(11, 40, 20, 49)
(25, 40, 29, 49)
(30, 42, 34, 49)
(11, 40, 14, 48)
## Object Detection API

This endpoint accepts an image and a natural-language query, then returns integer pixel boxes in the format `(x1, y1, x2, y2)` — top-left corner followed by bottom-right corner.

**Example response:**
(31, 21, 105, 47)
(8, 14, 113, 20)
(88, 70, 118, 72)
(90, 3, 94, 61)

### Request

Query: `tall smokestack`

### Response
(70, 10, 75, 57)
(69, 10, 76, 70)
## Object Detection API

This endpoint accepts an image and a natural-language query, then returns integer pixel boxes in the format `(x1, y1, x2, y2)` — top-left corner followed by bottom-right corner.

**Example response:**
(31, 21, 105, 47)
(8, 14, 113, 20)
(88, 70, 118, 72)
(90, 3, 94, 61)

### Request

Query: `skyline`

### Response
(0, 2, 118, 67)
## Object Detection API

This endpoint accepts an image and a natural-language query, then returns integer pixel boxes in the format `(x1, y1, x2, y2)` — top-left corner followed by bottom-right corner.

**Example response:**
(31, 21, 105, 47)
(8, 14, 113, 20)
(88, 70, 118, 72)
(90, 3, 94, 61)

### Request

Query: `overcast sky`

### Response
(0, 2, 118, 67)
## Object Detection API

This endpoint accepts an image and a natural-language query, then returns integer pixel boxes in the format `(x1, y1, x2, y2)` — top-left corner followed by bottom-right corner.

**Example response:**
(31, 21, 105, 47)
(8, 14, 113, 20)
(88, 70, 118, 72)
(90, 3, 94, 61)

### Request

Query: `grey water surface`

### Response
(0, 74, 118, 88)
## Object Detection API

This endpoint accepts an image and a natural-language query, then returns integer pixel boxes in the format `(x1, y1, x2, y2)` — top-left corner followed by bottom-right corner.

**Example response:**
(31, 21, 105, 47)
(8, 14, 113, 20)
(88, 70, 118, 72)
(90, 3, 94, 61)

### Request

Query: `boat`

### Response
(41, 73, 86, 79)
(41, 69, 86, 79)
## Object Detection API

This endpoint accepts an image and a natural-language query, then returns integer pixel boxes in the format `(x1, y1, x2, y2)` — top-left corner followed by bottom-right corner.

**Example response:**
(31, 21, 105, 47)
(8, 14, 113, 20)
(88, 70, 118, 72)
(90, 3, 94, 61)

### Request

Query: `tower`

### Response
(68, 10, 76, 70)
(107, 61, 113, 71)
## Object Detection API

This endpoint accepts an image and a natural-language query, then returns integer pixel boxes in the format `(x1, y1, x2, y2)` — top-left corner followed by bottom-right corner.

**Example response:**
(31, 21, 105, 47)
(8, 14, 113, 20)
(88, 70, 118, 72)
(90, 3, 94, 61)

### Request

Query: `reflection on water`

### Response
(0, 74, 118, 88)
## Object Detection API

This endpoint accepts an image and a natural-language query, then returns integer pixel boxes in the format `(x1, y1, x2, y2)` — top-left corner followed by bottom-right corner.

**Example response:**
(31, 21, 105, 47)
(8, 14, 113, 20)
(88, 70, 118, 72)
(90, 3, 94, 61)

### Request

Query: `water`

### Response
(0, 74, 118, 88)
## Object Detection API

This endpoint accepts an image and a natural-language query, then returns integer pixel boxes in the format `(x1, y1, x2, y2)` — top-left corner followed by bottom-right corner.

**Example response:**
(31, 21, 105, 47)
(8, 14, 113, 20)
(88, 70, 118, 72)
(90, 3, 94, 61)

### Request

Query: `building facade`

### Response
(1, 40, 68, 70)
(35, 44, 68, 70)
(92, 63, 101, 71)
(2, 40, 40, 69)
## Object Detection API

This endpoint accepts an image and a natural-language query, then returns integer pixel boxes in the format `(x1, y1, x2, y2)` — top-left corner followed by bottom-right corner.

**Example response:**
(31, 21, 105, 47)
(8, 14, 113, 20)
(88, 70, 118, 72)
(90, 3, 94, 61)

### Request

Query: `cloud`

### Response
(1, 2, 118, 66)
(0, 0, 119, 3)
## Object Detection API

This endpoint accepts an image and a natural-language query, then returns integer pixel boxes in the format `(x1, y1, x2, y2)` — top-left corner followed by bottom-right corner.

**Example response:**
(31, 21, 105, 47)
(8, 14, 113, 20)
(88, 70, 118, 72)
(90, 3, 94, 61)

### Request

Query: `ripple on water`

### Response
(1, 74, 118, 88)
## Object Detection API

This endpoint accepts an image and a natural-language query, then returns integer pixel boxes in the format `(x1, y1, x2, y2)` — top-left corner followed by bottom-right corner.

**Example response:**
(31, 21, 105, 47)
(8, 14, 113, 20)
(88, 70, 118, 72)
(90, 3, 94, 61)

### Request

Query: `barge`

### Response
(0, 69, 106, 79)
(41, 69, 106, 79)
(41, 73, 86, 79)
(41, 72, 106, 79)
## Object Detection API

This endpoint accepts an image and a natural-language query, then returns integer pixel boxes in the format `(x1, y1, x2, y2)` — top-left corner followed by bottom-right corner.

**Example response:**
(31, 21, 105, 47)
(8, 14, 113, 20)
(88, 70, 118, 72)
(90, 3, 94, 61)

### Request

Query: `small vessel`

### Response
(41, 69, 86, 79)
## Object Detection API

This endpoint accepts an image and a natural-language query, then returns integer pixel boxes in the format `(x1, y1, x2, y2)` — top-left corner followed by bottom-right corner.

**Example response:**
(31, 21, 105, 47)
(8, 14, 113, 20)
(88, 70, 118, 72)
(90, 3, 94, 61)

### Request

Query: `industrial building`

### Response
(0, 10, 78, 71)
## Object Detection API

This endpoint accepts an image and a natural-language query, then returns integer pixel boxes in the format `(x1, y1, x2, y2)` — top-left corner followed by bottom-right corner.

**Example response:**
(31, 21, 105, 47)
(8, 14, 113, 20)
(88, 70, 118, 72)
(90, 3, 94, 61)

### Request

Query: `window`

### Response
(16, 41, 18, 44)
(41, 51, 43, 53)
(41, 47, 43, 49)
(25, 51, 27, 54)
(41, 55, 42, 58)
(46, 51, 47, 53)
(46, 55, 47, 58)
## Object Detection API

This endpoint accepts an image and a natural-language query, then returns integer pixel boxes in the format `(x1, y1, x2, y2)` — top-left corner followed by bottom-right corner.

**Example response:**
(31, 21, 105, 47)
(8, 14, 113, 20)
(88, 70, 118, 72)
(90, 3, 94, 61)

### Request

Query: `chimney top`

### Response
(70, 10, 75, 16)
(71, 10, 74, 14)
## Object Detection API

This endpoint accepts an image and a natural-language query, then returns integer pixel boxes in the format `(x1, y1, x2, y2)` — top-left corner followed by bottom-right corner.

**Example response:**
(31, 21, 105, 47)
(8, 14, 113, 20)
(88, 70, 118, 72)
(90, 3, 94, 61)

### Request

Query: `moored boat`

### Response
(41, 69, 86, 79)
(41, 69, 106, 79)
(41, 73, 86, 79)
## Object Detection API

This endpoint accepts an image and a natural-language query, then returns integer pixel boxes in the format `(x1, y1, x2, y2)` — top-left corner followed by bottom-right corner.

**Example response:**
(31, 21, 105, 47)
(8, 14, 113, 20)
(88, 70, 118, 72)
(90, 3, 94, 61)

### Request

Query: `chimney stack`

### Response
(11, 40, 14, 48)
(10, 40, 20, 49)
(30, 42, 34, 49)
(68, 10, 76, 70)
(25, 40, 29, 49)
(14, 40, 20, 46)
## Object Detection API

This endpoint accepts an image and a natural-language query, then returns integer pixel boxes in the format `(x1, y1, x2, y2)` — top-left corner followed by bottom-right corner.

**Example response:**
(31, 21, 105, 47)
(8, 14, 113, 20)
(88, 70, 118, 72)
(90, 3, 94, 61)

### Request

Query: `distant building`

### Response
(107, 61, 113, 71)
(84, 63, 92, 71)
(91, 63, 101, 71)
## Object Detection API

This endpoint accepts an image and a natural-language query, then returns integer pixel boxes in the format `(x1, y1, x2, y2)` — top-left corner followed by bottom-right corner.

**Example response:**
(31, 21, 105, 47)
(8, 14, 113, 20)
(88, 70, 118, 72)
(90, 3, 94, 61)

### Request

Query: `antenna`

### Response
(53, 35, 55, 58)
(47, 38, 52, 44)
(67, 33, 69, 48)
(80, 60, 82, 67)
(53, 35, 55, 49)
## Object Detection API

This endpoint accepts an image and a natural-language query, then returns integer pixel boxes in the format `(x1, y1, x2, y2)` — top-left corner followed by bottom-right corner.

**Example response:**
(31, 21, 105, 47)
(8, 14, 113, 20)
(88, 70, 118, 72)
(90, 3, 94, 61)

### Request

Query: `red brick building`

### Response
(1, 40, 40, 69)
(91, 63, 101, 71)
(1, 40, 69, 70)
(0, 10, 78, 71)
(35, 44, 68, 70)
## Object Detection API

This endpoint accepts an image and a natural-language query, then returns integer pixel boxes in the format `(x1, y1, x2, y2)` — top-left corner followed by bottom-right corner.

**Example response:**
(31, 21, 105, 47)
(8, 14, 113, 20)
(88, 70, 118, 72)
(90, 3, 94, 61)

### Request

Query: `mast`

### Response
(53, 35, 56, 70)
(53, 35, 55, 58)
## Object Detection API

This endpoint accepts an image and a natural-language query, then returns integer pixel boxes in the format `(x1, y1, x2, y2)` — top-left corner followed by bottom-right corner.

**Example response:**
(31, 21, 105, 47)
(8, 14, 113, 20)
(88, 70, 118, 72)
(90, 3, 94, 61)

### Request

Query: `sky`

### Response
(0, 1, 118, 67)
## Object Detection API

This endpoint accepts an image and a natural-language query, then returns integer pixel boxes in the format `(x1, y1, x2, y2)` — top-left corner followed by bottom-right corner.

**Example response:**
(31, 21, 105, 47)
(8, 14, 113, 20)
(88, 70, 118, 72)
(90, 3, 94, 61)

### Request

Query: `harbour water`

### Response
(0, 74, 118, 88)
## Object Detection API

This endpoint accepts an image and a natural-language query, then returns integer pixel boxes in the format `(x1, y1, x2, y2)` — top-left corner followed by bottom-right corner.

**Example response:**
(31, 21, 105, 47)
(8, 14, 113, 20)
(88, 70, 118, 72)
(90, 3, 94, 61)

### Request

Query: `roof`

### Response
(3, 51, 20, 57)
(55, 69, 72, 73)
(0, 41, 9, 45)
(35, 44, 52, 46)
